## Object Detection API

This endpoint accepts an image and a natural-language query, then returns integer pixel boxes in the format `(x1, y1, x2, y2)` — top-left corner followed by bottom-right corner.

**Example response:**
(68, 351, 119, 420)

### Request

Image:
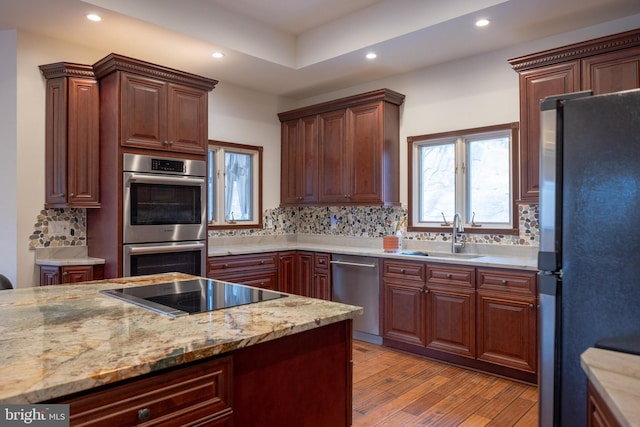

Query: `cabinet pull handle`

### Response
(138, 408, 151, 422)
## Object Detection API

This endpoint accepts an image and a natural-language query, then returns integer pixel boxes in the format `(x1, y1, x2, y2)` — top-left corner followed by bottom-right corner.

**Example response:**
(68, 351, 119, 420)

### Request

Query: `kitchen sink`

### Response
(399, 250, 481, 259)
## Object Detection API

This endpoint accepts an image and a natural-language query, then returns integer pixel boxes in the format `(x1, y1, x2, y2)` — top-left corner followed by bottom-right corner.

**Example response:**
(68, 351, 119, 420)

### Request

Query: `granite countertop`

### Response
(0, 273, 362, 404)
(581, 347, 640, 426)
(34, 247, 105, 266)
(208, 235, 538, 271)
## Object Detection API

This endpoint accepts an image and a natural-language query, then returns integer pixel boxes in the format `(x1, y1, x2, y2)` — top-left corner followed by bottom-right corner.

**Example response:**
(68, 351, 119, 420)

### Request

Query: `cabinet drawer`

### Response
(208, 253, 278, 273)
(64, 356, 232, 427)
(477, 268, 537, 296)
(427, 264, 475, 289)
(212, 272, 278, 290)
(383, 260, 425, 281)
(314, 253, 331, 270)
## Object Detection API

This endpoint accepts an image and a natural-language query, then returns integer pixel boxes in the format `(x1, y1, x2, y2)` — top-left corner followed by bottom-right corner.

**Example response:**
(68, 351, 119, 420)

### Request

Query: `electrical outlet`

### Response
(49, 221, 69, 236)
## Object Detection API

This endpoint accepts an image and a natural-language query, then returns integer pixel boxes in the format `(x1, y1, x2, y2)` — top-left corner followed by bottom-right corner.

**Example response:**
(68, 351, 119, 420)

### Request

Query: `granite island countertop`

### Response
(0, 273, 362, 404)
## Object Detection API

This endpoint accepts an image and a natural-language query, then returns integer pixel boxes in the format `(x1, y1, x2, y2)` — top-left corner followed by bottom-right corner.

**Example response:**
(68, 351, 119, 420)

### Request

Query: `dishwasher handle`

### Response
(330, 260, 377, 268)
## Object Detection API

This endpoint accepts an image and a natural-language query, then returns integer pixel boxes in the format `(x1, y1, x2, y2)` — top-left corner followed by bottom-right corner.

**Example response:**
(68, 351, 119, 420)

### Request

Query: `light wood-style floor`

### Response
(352, 340, 538, 426)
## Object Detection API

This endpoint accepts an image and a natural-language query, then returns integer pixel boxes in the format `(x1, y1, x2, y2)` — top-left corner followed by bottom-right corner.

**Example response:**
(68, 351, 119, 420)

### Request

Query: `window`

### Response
(208, 140, 263, 229)
(408, 123, 518, 234)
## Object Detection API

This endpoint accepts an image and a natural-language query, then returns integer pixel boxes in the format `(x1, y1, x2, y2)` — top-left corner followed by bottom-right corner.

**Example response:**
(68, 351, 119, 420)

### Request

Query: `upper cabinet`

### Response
(509, 29, 640, 203)
(40, 62, 100, 208)
(278, 88, 405, 206)
(93, 53, 218, 156)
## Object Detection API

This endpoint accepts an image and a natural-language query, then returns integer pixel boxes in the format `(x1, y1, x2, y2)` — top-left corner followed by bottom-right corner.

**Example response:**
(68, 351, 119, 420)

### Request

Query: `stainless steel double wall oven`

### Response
(122, 153, 207, 277)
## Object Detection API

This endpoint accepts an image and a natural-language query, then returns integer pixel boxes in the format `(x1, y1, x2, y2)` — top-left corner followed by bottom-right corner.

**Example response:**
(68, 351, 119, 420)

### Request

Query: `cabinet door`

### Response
(297, 252, 314, 297)
(278, 252, 297, 294)
(518, 61, 580, 202)
(44, 78, 68, 206)
(313, 253, 332, 300)
(61, 265, 94, 284)
(40, 266, 61, 286)
(67, 78, 100, 207)
(425, 287, 475, 358)
(167, 84, 208, 154)
(318, 109, 349, 203)
(582, 46, 640, 94)
(347, 103, 382, 203)
(121, 73, 167, 150)
(281, 117, 318, 205)
(477, 291, 537, 373)
(382, 280, 426, 346)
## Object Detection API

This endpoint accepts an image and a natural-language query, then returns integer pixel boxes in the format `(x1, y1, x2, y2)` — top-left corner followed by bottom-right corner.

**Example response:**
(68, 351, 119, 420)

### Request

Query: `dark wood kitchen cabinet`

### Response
(93, 53, 218, 157)
(119, 73, 210, 154)
(39, 264, 104, 286)
(278, 88, 405, 206)
(281, 116, 319, 204)
(383, 259, 538, 383)
(39, 62, 100, 208)
(207, 253, 279, 290)
(382, 259, 427, 346)
(587, 381, 622, 427)
(476, 268, 538, 374)
(279, 251, 332, 299)
(425, 264, 476, 359)
(509, 29, 640, 203)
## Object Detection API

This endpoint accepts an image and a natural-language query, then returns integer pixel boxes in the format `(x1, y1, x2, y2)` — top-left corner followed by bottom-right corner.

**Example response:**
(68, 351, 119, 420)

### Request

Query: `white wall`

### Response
(0, 30, 18, 288)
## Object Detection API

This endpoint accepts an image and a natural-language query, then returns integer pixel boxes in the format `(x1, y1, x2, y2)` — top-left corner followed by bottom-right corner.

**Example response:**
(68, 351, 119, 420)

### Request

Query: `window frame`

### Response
(407, 122, 519, 235)
(207, 140, 263, 230)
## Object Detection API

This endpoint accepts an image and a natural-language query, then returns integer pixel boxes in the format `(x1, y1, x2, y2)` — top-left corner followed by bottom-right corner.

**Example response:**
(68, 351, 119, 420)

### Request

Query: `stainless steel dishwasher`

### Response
(331, 254, 381, 344)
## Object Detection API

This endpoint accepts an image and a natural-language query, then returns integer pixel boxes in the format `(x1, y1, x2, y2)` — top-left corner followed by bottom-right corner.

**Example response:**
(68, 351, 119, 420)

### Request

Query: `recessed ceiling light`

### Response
(86, 14, 102, 22)
(212, 52, 225, 59)
(366, 52, 377, 60)
(475, 18, 490, 27)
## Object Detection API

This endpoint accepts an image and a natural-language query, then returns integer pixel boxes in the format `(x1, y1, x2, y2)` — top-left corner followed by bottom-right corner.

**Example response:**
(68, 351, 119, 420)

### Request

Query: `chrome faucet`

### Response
(452, 212, 465, 253)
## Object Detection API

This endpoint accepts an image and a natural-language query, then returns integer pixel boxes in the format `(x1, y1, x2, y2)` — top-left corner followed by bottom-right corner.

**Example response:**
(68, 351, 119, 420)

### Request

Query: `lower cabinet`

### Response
(208, 251, 331, 299)
(587, 381, 622, 427)
(207, 252, 279, 290)
(62, 356, 233, 427)
(382, 260, 538, 383)
(40, 265, 104, 286)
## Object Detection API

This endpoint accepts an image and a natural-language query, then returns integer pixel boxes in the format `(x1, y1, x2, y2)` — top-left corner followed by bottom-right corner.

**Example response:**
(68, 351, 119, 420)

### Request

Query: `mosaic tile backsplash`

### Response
(29, 205, 539, 249)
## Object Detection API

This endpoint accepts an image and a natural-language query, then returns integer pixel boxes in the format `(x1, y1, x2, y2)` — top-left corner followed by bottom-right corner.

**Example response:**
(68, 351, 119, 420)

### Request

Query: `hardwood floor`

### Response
(352, 340, 539, 426)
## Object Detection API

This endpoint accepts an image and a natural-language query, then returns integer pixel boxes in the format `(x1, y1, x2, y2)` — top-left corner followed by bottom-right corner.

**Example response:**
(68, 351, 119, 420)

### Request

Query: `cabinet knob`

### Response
(319, 259, 325, 264)
(69, 192, 75, 198)
(168, 140, 174, 146)
(529, 303, 535, 309)
(62, 272, 68, 277)
(164, 140, 169, 146)
(400, 269, 405, 274)
(138, 408, 151, 422)
(223, 263, 229, 268)
(501, 279, 507, 285)
(446, 273, 452, 279)
(260, 260, 265, 264)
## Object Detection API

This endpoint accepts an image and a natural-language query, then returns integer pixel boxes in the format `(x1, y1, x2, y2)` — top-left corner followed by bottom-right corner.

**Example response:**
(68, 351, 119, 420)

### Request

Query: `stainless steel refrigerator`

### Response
(538, 88, 640, 426)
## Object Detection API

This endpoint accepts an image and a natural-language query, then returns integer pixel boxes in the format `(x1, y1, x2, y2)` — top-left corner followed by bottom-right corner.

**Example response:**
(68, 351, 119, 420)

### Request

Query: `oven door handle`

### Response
(128, 243, 205, 255)
(128, 173, 205, 186)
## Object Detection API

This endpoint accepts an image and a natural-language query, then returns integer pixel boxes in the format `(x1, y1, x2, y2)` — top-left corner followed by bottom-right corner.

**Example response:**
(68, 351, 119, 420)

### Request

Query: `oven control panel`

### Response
(151, 158, 185, 173)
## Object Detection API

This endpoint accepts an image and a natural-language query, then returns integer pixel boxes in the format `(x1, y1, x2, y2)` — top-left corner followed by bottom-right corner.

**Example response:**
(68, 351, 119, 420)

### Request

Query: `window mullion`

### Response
(455, 138, 467, 223)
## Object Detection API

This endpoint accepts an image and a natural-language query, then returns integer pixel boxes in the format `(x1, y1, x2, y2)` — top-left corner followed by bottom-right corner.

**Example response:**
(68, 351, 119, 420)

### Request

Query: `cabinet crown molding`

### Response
(509, 28, 640, 72)
(92, 53, 218, 92)
(39, 62, 95, 80)
(278, 88, 405, 122)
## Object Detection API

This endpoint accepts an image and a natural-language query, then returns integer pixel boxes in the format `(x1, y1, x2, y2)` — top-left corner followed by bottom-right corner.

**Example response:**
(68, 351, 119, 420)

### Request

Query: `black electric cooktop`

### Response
(101, 278, 288, 318)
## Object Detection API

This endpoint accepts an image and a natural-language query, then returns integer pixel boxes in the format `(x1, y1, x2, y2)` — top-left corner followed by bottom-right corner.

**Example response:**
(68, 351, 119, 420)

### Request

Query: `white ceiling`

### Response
(2, 0, 640, 98)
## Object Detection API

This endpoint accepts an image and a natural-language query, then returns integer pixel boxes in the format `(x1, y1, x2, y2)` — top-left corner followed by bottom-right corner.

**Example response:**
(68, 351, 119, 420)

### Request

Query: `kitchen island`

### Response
(0, 273, 362, 426)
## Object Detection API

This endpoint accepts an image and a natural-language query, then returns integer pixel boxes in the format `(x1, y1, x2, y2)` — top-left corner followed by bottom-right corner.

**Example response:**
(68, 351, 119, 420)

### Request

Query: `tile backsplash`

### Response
(29, 205, 539, 249)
